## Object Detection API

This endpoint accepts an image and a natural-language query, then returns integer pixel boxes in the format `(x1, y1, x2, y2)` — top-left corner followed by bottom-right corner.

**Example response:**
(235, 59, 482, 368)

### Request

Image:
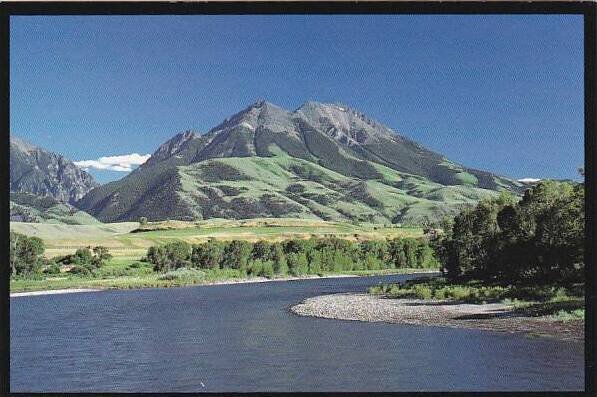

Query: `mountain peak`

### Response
(295, 100, 396, 144)
(298, 100, 353, 112)
(10, 136, 98, 204)
(248, 99, 283, 111)
(251, 98, 269, 107)
(209, 100, 291, 136)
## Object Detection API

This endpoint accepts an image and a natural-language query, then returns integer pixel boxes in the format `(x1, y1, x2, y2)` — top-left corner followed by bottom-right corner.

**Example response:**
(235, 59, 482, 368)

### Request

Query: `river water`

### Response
(10, 274, 584, 392)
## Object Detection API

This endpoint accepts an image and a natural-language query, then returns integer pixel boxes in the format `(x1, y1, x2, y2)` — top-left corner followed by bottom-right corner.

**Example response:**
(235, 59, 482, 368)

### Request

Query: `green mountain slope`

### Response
(77, 100, 523, 225)
(10, 192, 101, 225)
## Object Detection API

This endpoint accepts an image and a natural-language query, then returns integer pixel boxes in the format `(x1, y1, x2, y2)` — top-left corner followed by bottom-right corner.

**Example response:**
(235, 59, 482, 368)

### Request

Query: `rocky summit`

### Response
(76, 100, 523, 224)
(10, 136, 99, 205)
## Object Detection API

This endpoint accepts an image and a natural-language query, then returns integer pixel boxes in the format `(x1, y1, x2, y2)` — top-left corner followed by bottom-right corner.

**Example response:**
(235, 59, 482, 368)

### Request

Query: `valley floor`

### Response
(290, 293, 584, 341)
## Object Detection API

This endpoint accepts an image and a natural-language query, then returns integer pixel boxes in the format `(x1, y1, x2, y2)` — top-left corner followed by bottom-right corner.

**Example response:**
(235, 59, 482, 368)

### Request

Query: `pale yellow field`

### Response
(11, 218, 424, 259)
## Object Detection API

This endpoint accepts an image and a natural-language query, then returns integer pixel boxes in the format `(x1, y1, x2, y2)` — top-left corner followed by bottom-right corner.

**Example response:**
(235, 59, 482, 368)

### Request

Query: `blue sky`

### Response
(10, 15, 584, 183)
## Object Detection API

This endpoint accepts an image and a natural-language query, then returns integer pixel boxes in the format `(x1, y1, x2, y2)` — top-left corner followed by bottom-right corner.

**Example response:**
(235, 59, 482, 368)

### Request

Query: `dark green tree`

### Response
(191, 241, 224, 269)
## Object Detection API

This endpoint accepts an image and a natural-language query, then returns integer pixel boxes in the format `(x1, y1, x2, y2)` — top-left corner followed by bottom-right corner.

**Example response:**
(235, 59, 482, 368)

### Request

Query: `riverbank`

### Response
(290, 293, 584, 341)
(10, 269, 438, 296)
(10, 288, 103, 297)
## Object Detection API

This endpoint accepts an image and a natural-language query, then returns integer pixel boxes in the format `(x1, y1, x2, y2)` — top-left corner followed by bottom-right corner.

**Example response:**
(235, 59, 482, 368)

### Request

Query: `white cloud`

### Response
(518, 178, 541, 184)
(74, 153, 151, 172)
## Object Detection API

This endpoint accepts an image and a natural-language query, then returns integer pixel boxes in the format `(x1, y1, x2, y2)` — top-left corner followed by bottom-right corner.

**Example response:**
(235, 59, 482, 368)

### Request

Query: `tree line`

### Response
(435, 180, 584, 286)
(9, 231, 112, 277)
(144, 236, 439, 277)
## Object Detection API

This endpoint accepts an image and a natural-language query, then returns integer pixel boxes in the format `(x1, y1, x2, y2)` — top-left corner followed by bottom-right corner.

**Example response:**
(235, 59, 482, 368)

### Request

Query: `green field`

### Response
(10, 218, 423, 259)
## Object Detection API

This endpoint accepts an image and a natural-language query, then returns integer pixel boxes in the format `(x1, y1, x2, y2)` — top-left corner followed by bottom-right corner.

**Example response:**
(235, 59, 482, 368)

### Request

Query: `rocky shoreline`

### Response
(290, 293, 584, 341)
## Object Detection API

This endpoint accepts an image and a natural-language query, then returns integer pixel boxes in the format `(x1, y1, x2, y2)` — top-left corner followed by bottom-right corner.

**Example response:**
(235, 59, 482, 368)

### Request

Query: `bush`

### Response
(157, 268, 205, 281)
(247, 259, 263, 276)
(43, 263, 61, 275)
(73, 248, 93, 265)
(93, 246, 112, 263)
(68, 265, 92, 276)
(412, 284, 433, 299)
(370, 279, 511, 303)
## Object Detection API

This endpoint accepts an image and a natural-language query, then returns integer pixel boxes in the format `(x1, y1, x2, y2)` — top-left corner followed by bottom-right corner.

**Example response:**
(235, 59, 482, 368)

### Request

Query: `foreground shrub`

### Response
(157, 267, 205, 281)
(370, 278, 582, 306)
(42, 263, 61, 275)
(68, 265, 92, 276)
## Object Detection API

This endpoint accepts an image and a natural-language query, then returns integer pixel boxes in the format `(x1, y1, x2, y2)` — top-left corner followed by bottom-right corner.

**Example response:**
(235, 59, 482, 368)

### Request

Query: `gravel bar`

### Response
(290, 293, 584, 341)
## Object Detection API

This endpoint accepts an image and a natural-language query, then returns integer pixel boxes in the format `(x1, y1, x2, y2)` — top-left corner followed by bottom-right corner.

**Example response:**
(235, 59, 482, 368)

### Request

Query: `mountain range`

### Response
(10, 136, 98, 205)
(73, 100, 523, 225)
(9, 137, 99, 224)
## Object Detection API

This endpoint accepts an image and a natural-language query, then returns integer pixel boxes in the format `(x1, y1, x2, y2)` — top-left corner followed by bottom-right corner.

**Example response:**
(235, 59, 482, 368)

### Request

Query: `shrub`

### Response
(68, 265, 92, 276)
(157, 268, 205, 281)
(413, 284, 433, 299)
(52, 246, 112, 270)
(43, 263, 61, 275)
(93, 246, 112, 264)
(270, 243, 288, 275)
(73, 248, 94, 265)
(252, 241, 273, 261)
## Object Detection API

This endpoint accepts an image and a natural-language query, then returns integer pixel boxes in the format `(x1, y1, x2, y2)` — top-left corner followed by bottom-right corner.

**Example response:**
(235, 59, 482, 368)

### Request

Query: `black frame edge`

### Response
(0, 1, 595, 15)
(0, 6, 9, 396)
(585, 2, 597, 396)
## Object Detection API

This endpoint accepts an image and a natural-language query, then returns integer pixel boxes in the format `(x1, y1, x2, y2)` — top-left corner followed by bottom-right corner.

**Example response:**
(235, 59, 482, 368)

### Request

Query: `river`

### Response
(10, 274, 584, 392)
